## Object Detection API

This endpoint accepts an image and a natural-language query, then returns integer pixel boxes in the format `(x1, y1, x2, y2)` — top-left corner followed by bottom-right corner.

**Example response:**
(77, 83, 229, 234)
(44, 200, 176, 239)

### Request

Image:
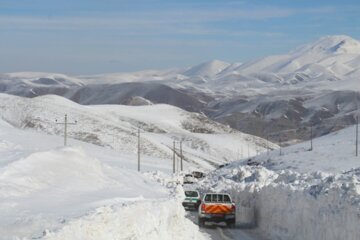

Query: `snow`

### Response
(0, 93, 273, 171)
(198, 164, 360, 240)
(248, 125, 360, 173)
(193, 124, 360, 240)
(0, 93, 275, 239)
(2, 35, 360, 98)
(0, 72, 84, 87)
(292, 35, 360, 56)
(44, 199, 207, 240)
(182, 60, 231, 78)
(0, 116, 207, 240)
(2, 34, 360, 240)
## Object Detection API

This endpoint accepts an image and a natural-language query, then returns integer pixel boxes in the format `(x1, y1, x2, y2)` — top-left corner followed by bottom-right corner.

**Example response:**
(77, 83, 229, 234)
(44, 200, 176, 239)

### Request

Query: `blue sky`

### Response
(1, 0, 360, 74)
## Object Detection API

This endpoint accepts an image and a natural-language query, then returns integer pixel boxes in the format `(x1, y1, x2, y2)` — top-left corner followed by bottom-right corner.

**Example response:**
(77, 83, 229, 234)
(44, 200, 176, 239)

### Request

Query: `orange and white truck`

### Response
(198, 193, 236, 227)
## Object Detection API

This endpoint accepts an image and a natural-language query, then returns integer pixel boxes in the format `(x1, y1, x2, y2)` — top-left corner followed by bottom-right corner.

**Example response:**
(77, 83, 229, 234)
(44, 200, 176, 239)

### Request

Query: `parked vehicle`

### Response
(182, 190, 201, 210)
(198, 193, 236, 228)
(183, 173, 197, 184)
(192, 171, 205, 178)
(218, 163, 229, 169)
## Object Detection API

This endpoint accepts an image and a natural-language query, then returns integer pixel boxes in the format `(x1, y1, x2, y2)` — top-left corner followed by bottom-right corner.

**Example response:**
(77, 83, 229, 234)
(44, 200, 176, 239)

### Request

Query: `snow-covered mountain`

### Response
(182, 60, 231, 78)
(227, 35, 360, 76)
(0, 93, 275, 170)
(1, 35, 360, 144)
(179, 35, 360, 143)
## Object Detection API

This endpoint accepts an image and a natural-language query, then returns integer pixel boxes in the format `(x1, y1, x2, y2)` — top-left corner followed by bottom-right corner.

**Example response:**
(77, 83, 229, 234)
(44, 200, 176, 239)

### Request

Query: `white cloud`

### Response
(0, 6, 335, 32)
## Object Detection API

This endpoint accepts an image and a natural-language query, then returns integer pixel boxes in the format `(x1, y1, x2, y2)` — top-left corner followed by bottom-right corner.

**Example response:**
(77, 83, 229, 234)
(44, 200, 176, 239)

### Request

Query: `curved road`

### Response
(187, 212, 267, 240)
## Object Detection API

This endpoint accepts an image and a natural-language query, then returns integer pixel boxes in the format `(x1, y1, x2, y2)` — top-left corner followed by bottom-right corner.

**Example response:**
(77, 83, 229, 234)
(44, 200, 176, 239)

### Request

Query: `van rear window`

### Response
(204, 194, 231, 203)
(185, 191, 198, 197)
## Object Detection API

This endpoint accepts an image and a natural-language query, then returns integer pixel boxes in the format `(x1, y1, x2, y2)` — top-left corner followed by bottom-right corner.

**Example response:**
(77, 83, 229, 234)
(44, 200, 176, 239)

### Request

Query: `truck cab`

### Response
(198, 193, 236, 227)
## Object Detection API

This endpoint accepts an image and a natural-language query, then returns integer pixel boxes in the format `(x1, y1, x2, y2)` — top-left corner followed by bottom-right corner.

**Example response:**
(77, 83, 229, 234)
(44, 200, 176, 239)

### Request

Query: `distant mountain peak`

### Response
(182, 59, 230, 77)
(292, 35, 360, 56)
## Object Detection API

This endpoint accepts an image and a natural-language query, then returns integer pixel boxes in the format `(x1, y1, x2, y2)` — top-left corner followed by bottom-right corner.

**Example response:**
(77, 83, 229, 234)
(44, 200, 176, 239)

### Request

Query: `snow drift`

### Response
(0, 143, 207, 239)
(44, 198, 206, 240)
(0, 147, 119, 198)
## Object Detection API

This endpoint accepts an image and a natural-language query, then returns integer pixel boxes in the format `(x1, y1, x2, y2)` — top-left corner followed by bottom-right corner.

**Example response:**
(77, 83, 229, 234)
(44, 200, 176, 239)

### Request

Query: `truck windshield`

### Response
(185, 191, 198, 197)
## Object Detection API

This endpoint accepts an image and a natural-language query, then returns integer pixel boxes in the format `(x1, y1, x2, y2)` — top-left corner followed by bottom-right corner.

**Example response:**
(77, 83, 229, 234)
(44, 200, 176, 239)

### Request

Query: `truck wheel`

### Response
(198, 218, 205, 228)
(226, 220, 235, 228)
(194, 203, 200, 211)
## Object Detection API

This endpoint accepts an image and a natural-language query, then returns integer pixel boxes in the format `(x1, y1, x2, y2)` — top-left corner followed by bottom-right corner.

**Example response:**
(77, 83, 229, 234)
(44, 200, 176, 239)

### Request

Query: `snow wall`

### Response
(199, 166, 360, 240)
(44, 198, 206, 240)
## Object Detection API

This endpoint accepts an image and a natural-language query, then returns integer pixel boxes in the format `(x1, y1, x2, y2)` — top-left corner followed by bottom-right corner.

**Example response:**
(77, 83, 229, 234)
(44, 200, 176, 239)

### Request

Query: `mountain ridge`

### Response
(1, 35, 360, 144)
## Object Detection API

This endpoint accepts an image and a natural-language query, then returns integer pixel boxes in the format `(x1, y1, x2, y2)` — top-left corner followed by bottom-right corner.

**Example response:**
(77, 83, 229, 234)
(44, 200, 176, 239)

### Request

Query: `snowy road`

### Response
(186, 212, 266, 240)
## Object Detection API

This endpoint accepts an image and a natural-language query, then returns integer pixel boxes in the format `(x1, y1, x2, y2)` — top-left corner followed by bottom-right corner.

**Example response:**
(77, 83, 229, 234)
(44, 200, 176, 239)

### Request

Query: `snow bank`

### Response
(0, 147, 118, 197)
(197, 165, 360, 240)
(0, 141, 206, 240)
(44, 198, 206, 240)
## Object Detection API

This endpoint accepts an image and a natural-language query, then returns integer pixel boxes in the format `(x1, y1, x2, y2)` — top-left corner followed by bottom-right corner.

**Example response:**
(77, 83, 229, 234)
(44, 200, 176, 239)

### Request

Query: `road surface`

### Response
(186, 211, 267, 240)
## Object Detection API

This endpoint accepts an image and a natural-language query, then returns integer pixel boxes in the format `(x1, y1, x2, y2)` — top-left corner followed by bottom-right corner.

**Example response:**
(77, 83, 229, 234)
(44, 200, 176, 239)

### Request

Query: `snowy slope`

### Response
(182, 60, 231, 78)
(0, 72, 83, 91)
(0, 93, 275, 171)
(0, 117, 207, 240)
(239, 124, 360, 173)
(227, 35, 360, 78)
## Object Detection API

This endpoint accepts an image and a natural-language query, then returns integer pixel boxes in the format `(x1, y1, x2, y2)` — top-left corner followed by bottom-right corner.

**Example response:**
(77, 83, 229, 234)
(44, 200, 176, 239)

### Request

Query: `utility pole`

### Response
(356, 116, 358, 157)
(310, 124, 313, 151)
(247, 142, 250, 158)
(135, 128, 146, 172)
(173, 141, 176, 174)
(279, 135, 282, 156)
(180, 141, 183, 171)
(172, 139, 190, 173)
(266, 135, 269, 155)
(55, 114, 77, 146)
(137, 128, 140, 172)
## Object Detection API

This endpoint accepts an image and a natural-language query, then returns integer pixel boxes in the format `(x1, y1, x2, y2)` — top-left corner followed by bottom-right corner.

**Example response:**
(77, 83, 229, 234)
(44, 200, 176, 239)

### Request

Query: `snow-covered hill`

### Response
(238, 123, 360, 173)
(0, 93, 275, 171)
